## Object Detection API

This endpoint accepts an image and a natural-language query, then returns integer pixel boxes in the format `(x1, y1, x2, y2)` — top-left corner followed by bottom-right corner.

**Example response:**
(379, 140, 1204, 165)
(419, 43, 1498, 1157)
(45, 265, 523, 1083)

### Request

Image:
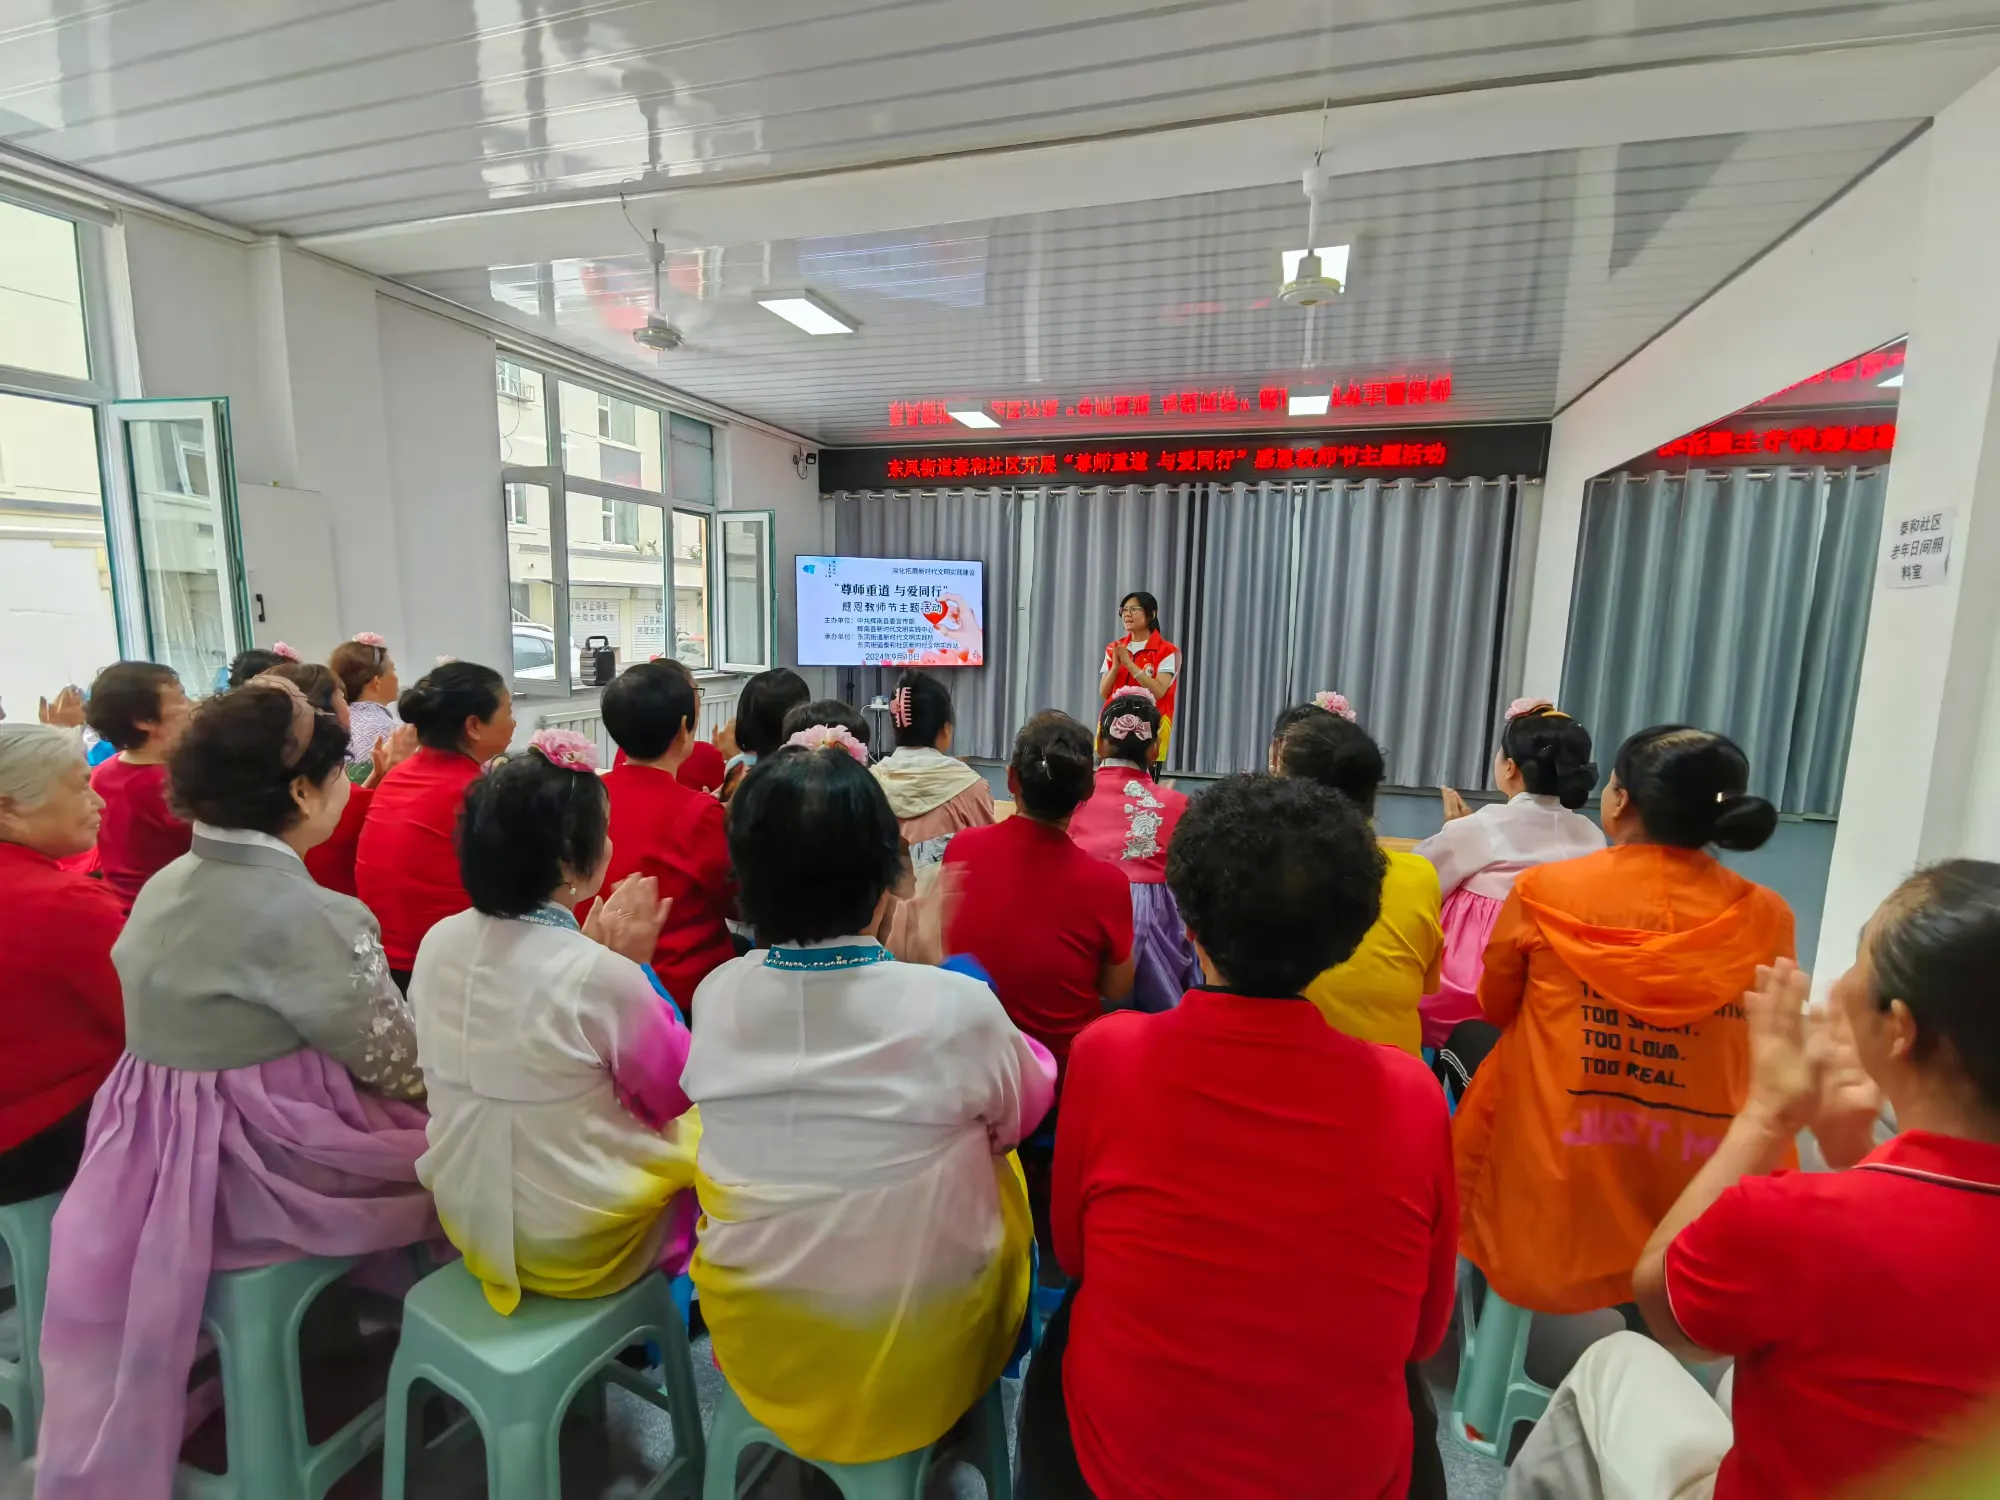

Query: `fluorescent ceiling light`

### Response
(1289, 392, 1330, 416)
(949, 409, 1000, 429)
(757, 293, 855, 335)
(1878, 373, 1904, 388)
(1282, 245, 1351, 283)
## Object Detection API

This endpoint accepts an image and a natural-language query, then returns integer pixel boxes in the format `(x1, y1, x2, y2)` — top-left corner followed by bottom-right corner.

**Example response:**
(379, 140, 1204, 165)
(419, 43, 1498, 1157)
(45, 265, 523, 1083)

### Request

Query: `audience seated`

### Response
(781, 696, 873, 745)
(595, 662, 737, 1014)
(682, 741, 1054, 1463)
(35, 679, 434, 1498)
(354, 661, 514, 987)
(1455, 724, 1792, 1316)
(870, 670, 996, 962)
(1414, 698, 1604, 1051)
(0, 724, 124, 1204)
(944, 710, 1135, 1090)
(410, 730, 699, 1314)
(84, 660, 193, 913)
(223, 646, 290, 689)
(1065, 688, 1201, 1013)
(607, 656, 730, 795)
(1511, 862, 2000, 1500)
(262, 660, 416, 896)
(328, 631, 402, 778)
(718, 666, 809, 800)
(1272, 698, 1442, 1054)
(1018, 773, 1457, 1499)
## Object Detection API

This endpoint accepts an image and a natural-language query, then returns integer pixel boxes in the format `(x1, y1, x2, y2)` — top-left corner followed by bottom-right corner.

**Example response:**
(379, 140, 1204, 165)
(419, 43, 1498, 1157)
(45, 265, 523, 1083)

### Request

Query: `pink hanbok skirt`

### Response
(1419, 886, 1505, 1049)
(33, 1050, 436, 1500)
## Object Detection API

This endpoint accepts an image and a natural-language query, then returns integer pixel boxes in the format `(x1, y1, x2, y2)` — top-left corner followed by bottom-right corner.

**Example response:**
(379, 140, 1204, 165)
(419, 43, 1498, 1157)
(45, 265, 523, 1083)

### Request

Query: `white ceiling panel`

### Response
(401, 118, 1916, 442)
(2, 0, 1996, 236)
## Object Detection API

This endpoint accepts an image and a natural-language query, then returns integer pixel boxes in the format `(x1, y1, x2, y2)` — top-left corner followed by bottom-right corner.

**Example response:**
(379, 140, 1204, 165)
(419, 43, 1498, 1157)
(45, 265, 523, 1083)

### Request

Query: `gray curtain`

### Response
(1170, 482, 1298, 775)
(1022, 483, 1197, 766)
(1561, 464, 1887, 816)
(829, 488, 1017, 759)
(1290, 476, 1520, 789)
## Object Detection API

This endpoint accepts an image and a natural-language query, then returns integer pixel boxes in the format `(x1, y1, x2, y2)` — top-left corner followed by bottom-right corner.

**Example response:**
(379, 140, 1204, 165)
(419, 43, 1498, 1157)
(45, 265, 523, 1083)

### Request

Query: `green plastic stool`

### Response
(1450, 1275, 1552, 1463)
(381, 1263, 703, 1500)
(702, 1378, 1011, 1500)
(0, 1192, 61, 1458)
(175, 1253, 385, 1499)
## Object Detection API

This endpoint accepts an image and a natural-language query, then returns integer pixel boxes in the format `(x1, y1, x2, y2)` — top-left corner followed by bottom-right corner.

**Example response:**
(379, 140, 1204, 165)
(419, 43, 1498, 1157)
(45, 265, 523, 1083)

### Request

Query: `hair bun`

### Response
(1710, 791, 1778, 852)
(1554, 759, 1598, 811)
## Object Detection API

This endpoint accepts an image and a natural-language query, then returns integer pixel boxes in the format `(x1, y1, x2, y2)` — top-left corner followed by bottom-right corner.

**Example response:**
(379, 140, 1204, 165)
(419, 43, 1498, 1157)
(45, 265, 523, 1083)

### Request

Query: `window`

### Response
(122, 404, 245, 690)
(0, 200, 89, 380)
(673, 510, 710, 669)
(0, 393, 118, 716)
(497, 356, 770, 693)
(1, 195, 129, 717)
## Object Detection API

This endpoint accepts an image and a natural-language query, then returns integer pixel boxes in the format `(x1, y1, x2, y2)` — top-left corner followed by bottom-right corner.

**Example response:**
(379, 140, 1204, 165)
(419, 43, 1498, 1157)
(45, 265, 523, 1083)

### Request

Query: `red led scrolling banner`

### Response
(818, 424, 1550, 491)
(887, 374, 1454, 428)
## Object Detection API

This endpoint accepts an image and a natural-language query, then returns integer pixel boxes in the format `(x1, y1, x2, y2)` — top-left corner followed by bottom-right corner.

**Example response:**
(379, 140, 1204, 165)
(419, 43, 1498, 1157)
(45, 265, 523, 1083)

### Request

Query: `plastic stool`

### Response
(0, 1192, 61, 1458)
(175, 1253, 382, 1499)
(381, 1263, 703, 1500)
(1450, 1275, 1552, 1463)
(703, 1378, 1011, 1500)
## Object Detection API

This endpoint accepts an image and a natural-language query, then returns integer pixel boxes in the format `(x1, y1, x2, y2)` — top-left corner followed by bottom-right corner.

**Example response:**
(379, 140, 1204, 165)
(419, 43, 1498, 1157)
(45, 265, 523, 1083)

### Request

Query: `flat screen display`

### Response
(795, 556, 985, 668)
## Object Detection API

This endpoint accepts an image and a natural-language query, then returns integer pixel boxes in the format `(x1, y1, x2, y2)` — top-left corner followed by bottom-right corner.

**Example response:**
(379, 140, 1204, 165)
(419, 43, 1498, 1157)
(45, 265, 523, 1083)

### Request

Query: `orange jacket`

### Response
(1452, 843, 1795, 1314)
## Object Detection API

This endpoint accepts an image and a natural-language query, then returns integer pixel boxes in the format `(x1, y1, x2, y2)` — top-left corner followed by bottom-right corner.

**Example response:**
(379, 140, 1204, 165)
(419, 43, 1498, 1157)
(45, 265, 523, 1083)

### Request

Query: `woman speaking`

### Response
(1099, 591, 1181, 760)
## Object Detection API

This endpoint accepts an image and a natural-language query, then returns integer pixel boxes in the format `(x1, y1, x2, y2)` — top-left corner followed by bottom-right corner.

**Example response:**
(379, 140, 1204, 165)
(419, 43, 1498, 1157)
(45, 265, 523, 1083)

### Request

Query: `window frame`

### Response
(0, 185, 145, 664)
(496, 352, 745, 696)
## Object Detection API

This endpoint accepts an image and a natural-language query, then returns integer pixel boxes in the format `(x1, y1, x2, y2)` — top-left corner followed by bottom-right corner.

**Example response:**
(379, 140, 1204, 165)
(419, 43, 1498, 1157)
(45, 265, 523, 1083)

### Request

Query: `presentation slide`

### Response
(796, 556, 985, 668)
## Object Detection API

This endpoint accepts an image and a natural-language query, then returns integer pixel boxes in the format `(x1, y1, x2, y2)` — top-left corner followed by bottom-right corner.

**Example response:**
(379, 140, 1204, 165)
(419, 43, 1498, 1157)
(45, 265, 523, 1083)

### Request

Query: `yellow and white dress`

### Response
(409, 904, 701, 1313)
(684, 939, 1054, 1463)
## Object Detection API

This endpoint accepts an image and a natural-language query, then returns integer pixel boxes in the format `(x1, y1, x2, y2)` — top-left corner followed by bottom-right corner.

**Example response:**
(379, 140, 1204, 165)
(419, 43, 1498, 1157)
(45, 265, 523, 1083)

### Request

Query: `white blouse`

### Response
(1413, 791, 1606, 901)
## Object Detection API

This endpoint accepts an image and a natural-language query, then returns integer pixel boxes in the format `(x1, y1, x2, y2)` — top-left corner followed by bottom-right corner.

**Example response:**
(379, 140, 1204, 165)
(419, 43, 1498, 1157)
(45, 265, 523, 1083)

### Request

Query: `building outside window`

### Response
(497, 355, 766, 692)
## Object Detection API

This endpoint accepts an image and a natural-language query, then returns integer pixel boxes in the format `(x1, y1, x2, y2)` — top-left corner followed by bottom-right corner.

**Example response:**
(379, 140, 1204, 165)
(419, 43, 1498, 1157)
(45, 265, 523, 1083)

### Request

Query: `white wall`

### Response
(722, 423, 828, 691)
(1519, 138, 1926, 697)
(376, 298, 506, 674)
(123, 219, 506, 678)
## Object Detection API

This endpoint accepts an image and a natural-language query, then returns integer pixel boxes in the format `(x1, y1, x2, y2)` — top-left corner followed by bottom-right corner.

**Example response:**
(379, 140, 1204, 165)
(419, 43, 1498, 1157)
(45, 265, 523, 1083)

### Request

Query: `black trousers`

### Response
(1017, 1282, 1448, 1500)
(0, 1101, 92, 1205)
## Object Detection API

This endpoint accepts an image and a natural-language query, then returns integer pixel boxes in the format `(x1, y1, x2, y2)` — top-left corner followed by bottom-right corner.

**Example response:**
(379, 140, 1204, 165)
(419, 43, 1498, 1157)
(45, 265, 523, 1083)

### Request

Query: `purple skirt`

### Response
(1129, 881, 1201, 1014)
(33, 1050, 436, 1500)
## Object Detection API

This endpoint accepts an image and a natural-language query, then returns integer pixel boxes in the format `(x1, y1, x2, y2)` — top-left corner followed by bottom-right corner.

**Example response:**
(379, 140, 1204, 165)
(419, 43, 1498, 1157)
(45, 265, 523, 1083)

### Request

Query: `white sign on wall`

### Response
(1882, 507, 1954, 589)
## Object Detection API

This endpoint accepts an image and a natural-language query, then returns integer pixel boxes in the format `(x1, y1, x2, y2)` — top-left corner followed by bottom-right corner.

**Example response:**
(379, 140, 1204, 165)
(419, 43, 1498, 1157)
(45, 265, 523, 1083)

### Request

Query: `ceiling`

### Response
(405, 119, 1916, 440)
(4, 1, 2000, 442)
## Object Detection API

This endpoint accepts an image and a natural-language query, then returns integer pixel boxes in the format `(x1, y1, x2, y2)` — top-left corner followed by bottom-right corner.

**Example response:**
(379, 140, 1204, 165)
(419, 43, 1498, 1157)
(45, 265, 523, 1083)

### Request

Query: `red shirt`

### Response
(89, 755, 190, 913)
(0, 842, 126, 1153)
(1666, 1131, 2000, 1499)
(1054, 992, 1458, 1498)
(1102, 633, 1181, 720)
(594, 761, 736, 1012)
(1066, 764, 1188, 884)
(304, 782, 371, 897)
(354, 746, 481, 968)
(610, 742, 728, 798)
(943, 816, 1131, 1087)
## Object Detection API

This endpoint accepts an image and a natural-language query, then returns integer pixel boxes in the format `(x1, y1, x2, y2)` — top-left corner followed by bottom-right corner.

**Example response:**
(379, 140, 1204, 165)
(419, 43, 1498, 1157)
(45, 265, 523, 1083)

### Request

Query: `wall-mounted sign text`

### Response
(1883, 508, 1952, 589)
(1656, 421, 1896, 461)
(820, 423, 1549, 491)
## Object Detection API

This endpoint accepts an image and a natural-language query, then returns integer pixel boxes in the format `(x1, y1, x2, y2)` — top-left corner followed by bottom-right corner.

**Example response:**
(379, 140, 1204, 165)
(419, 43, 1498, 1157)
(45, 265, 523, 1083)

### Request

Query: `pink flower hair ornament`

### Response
(1109, 685, 1156, 705)
(1108, 713, 1154, 742)
(786, 724, 871, 766)
(1312, 690, 1357, 722)
(271, 641, 300, 662)
(351, 631, 388, 649)
(1506, 696, 1553, 720)
(528, 728, 599, 773)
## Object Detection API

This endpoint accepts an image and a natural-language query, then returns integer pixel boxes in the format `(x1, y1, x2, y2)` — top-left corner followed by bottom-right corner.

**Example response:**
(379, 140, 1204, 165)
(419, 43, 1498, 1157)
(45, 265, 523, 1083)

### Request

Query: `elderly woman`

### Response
(33, 680, 437, 1500)
(0, 723, 124, 1204)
